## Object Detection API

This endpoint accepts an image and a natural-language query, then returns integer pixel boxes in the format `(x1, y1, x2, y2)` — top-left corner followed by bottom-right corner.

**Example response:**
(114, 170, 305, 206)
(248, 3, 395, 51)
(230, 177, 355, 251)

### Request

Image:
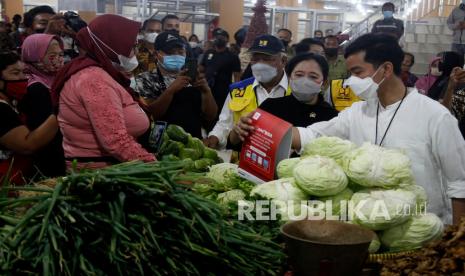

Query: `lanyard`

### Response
(375, 89, 407, 146)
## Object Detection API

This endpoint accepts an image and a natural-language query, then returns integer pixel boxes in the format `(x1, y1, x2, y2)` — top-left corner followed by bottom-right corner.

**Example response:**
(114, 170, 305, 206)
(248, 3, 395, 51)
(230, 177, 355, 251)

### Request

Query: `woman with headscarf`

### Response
(21, 33, 66, 177)
(52, 14, 155, 169)
(415, 57, 441, 95)
(428, 51, 464, 101)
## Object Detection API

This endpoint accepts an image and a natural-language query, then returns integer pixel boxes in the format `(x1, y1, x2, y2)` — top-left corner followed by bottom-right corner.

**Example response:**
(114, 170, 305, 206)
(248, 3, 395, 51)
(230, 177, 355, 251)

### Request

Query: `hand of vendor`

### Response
(203, 135, 219, 149)
(167, 70, 191, 93)
(449, 67, 465, 87)
(229, 113, 255, 145)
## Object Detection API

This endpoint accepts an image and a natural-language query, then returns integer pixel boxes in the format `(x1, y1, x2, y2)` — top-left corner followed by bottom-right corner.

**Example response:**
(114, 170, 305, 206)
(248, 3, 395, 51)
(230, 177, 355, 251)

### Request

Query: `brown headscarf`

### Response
(51, 14, 140, 106)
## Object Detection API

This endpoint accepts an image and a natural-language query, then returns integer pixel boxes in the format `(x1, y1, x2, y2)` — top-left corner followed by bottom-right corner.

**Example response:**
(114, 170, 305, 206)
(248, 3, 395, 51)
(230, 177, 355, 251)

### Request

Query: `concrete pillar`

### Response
(210, 0, 244, 42)
(3, 0, 23, 21)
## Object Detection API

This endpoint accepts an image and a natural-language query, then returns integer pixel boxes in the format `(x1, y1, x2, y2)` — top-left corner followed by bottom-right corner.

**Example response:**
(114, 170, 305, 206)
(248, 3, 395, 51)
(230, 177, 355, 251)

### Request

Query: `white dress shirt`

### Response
(297, 88, 465, 224)
(209, 73, 289, 148)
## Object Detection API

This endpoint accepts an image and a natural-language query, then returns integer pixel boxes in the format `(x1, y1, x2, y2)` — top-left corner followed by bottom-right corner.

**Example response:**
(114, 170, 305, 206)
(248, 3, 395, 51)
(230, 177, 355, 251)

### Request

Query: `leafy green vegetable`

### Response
(179, 148, 202, 161)
(206, 163, 238, 183)
(293, 156, 348, 196)
(302, 136, 355, 164)
(203, 147, 219, 160)
(350, 188, 417, 230)
(217, 189, 246, 205)
(380, 213, 444, 252)
(187, 137, 205, 158)
(317, 187, 353, 216)
(368, 234, 381, 253)
(159, 140, 185, 156)
(250, 178, 307, 201)
(342, 143, 414, 189)
(166, 124, 189, 144)
(193, 158, 216, 172)
(276, 158, 300, 178)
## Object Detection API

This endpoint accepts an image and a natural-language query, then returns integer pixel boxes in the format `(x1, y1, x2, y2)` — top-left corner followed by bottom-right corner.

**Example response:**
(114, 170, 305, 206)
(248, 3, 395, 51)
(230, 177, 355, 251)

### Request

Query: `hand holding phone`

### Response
(185, 58, 198, 82)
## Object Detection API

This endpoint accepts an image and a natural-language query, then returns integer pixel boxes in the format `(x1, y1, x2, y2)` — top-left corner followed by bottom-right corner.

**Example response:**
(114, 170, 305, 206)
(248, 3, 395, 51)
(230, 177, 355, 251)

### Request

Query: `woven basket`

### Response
(367, 250, 418, 263)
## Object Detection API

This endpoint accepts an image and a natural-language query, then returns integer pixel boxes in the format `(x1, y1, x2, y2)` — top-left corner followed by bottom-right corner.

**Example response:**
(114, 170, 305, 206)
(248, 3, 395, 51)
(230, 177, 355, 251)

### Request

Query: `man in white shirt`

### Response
(236, 34, 465, 224)
(204, 35, 290, 149)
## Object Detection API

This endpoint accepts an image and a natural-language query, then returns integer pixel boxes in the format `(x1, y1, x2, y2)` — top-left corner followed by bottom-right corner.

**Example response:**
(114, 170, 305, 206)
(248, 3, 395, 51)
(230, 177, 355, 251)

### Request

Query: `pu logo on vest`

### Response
(259, 40, 268, 47)
(234, 87, 247, 97)
(337, 86, 352, 101)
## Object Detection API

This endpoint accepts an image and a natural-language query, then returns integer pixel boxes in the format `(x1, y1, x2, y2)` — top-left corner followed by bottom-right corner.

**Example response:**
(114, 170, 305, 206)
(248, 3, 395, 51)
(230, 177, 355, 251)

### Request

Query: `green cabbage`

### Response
(293, 156, 348, 196)
(350, 188, 417, 230)
(342, 143, 414, 188)
(217, 189, 246, 205)
(399, 184, 428, 212)
(368, 234, 381, 254)
(302, 136, 356, 164)
(250, 178, 307, 201)
(276, 158, 301, 178)
(206, 163, 238, 183)
(318, 187, 353, 216)
(380, 213, 444, 252)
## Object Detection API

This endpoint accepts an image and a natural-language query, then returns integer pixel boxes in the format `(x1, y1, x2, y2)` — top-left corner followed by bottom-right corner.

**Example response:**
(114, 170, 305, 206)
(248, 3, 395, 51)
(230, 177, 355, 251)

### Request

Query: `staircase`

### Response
(404, 17, 454, 75)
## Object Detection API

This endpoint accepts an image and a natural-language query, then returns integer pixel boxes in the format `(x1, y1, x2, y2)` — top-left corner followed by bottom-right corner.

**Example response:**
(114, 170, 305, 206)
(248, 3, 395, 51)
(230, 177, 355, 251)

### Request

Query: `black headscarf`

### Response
(428, 51, 464, 100)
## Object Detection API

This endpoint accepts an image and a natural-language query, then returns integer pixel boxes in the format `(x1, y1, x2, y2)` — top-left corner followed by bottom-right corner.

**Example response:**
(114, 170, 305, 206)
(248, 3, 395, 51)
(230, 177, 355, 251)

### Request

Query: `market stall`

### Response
(0, 124, 463, 275)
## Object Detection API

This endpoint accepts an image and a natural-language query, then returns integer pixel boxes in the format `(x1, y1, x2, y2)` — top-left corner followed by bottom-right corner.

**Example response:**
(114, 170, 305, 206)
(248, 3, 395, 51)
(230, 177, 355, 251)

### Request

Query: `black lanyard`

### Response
(375, 89, 407, 146)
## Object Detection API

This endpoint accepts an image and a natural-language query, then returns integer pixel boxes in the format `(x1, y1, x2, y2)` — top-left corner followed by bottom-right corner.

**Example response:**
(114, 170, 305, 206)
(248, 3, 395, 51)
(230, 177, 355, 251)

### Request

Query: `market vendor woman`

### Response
(235, 34, 465, 225)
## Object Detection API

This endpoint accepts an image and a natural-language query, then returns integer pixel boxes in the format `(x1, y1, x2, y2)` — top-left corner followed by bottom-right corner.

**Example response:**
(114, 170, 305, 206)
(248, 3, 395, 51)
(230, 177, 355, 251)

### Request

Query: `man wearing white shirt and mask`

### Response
(235, 34, 465, 224)
(204, 35, 290, 149)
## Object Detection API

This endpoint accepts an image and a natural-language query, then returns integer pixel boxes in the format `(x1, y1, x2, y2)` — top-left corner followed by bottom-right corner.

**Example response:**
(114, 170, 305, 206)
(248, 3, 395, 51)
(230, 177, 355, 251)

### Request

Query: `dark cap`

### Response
(154, 31, 185, 52)
(213, 28, 229, 38)
(248, 35, 285, 55)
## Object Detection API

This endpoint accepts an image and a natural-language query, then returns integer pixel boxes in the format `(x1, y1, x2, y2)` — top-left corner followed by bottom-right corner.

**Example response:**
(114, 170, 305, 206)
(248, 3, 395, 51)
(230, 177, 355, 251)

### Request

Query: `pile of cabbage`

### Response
(254, 137, 444, 253)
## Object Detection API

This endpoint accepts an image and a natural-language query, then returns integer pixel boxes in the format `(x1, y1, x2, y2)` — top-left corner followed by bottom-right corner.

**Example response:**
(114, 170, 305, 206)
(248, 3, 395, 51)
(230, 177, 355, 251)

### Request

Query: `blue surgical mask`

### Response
(383, 11, 393, 18)
(162, 55, 186, 71)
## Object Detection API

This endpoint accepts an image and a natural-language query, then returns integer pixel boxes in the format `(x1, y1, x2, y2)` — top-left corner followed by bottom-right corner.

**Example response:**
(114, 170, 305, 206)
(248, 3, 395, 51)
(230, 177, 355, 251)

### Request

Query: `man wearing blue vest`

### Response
(204, 35, 290, 149)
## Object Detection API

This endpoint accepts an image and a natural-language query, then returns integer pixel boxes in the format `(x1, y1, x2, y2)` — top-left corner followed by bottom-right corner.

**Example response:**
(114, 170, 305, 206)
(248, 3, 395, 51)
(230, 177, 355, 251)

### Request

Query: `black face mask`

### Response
(326, 47, 338, 58)
(281, 39, 289, 48)
(165, 28, 180, 35)
(214, 38, 227, 48)
(35, 28, 46, 34)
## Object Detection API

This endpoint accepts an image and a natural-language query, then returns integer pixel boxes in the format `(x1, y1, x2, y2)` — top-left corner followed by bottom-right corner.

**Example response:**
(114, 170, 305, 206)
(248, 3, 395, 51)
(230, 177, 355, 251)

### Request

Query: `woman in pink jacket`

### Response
(52, 14, 155, 169)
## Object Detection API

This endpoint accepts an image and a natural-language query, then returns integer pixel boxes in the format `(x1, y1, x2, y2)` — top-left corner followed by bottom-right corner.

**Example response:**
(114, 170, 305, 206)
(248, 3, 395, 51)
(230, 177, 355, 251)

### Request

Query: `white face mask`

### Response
(251, 63, 278, 83)
(189, 41, 198, 48)
(18, 27, 26, 33)
(430, 67, 442, 77)
(290, 77, 322, 103)
(87, 27, 139, 72)
(144, 32, 158, 43)
(345, 66, 385, 101)
(130, 77, 137, 89)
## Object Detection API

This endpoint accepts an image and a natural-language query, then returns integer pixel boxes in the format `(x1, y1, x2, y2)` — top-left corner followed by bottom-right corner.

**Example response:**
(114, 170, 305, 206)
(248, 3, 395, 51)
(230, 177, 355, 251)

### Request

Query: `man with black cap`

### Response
(200, 28, 241, 130)
(204, 34, 289, 149)
(134, 31, 217, 138)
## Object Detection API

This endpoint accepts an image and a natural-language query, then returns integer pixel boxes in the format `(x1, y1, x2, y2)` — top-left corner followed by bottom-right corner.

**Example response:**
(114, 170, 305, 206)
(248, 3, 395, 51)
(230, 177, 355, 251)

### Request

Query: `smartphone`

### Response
(149, 121, 168, 153)
(185, 58, 197, 81)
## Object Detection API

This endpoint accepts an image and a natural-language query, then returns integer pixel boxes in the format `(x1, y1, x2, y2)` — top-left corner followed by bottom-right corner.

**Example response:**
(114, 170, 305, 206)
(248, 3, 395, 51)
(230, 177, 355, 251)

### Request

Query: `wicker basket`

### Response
(367, 250, 418, 263)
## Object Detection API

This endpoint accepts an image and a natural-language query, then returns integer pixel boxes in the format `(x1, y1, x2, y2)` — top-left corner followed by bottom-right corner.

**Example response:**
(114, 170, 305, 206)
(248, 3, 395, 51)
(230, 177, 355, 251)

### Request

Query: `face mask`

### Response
(251, 63, 278, 83)
(430, 67, 442, 76)
(137, 34, 144, 40)
(130, 77, 137, 90)
(38, 55, 65, 74)
(281, 39, 289, 47)
(189, 41, 198, 48)
(326, 48, 338, 58)
(345, 66, 385, 101)
(214, 38, 227, 48)
(290, 77, 322, 103)
(18, 27, 25, 33)
(87, 27, 139, 72)
(2, 79, 28, 101)
(144, 32, 158, 43)
(35, 28, 46, 34)
(162, 55, 186, 72)
(383, 11, 394, 18)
